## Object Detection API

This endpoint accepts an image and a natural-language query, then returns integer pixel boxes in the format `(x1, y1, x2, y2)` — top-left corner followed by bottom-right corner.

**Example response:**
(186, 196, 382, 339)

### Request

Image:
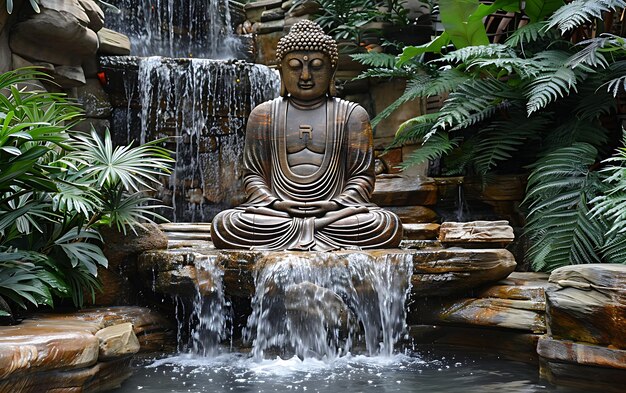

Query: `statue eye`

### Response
(288, 59, 302, 68)
(310, 59, 324, 68)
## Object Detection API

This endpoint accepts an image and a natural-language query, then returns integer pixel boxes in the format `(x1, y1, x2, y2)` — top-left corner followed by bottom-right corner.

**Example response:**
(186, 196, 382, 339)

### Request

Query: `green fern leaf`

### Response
(505, 22, 556, 47)
(547, 0, 626, 33)
(473, 115, 549, 175)
(525, 66, 579, 115)
(435, 44, 515, 64)
(399, 132, 460, 169)
(351, 52, 397, 68)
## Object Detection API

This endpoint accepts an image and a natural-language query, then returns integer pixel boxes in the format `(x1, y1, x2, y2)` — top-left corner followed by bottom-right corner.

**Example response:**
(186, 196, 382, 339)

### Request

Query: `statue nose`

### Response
(300, 66, 311, 81)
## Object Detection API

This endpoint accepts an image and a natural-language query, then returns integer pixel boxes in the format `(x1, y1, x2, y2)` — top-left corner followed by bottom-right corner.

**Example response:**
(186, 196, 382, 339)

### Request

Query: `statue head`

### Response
(276, 20, 339, 99)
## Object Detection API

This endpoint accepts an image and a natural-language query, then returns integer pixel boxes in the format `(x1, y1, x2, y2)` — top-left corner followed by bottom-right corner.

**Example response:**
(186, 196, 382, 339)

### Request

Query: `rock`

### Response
(546, 264, 626, 349)
(411, 272, 551, 333)
(0, 330, 99, 378)
(9, 1, 99, 65)
(51, 65, 86, 88)
(82, 55, 99, 77)
(438, 221, 515, 247)
(261, 8, 285, 22)
(376, 147, 403, 174)
(255, 30, 284, 66)
(73, 117, 110, 135)
(11, 54, 55, 72)
(402, 223, 440, 240)
(75, 78, 112, 118)
(0, 357, 133, 393)
(97, 28, 131, 55)
(371, 175, 438, 206)
(95, 322, 140, 360)
(388, 205, 438, 223)
(256, 19, 285, 34)
(244, 0, 283, 22)
(538, 336, 626, 392)
(288, 0, 320, 17)
(77, 0, 104, 32)
(408, 325, 540, 363)
(140, 247, 516, 299)
(284, 15, 313, 29)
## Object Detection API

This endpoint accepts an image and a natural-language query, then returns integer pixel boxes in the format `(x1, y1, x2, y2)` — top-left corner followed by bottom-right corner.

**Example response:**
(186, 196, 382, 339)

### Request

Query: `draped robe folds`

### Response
(211, 97, 402, 251)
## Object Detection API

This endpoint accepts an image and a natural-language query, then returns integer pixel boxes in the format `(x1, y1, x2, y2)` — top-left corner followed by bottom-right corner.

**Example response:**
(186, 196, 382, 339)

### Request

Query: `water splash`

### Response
(190, 254, 231, 356)
(244, 252, 413, 360)
(103, 0, 240, 58)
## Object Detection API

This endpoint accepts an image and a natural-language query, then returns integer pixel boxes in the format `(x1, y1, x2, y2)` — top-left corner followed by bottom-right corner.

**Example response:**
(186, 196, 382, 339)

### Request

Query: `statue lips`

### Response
(298, 82, 314, 89)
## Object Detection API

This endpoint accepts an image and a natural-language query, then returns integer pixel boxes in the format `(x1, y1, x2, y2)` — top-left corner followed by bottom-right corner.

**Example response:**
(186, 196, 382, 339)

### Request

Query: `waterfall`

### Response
(244, 252, 413, 360)
(103, 0, 240, 58)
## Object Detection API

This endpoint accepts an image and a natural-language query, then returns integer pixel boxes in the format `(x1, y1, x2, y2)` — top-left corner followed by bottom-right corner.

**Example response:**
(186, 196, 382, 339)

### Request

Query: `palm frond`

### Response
(100, 189, 170, 235)
(547, 0, 626, 33)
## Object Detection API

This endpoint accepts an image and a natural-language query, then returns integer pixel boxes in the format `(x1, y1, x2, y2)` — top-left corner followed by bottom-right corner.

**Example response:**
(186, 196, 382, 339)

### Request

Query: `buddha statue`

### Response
(211, 20, 402, 251)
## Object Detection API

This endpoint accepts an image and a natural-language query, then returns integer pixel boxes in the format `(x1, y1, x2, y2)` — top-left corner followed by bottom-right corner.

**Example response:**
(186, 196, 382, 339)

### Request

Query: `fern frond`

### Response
(353, 68, 414, 80)
(567, 36, 617, 69)
(371, 68, 470, 127)
(434, 78, 522, 131)
(541, 119, 610, 154)
(524, 143, 606, 271)
(601, 59, 626, 97)
(392, 113, 440, 148)
(591, 131, 626, 234)
(399, 132, 460, 169)
(525, 64, 579, 114)
(351, 52, 398, 68)
(473, 115, 549, 175)
(434, 44, 515, 65)
(505, 22, 555, 47)
(547, 0, 626, 33)
(601, 233, 626, 264)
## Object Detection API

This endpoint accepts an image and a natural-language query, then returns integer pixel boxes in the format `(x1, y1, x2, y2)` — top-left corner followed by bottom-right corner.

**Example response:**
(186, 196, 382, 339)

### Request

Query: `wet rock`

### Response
(371, 175, 438, 206)
(412, 272, 551, 333)
(0, 330, 99, 378)
(73, 117, 110, 135)
(255, 30, 284, 66)
(288, 0, 320, 17)
(10, 1, 99, 66)
(538, 336, 626, 392)
(256, 19, 285, 34)
(408, 325, 540, 363)
(95, 322, 140, 360)
(388, 205, 438, 223)
(546, 264, 626, 349)
(75, 78, 112, 118)
(285, 282, 351, 331)
(97, 28, 131, 55)
(439, 221, 515, 247)
(141, 248, 516, 299)
(244, 0, 283, 22)
(402, 223, 440, 240)
(261, 8, 285, 22)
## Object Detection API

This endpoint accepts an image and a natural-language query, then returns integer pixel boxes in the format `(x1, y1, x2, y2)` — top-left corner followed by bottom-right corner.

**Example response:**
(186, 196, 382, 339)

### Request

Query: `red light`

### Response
(97, 71, 107, 86)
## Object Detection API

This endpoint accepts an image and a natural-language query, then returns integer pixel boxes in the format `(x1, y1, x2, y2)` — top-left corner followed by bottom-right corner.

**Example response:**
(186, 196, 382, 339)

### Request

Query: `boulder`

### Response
(51, 65, 86, 87)
(438, 221, 515, 247)
(75, 78, 112, 118)
(371, 175, 438, 206)
(94, 322, 140, 360)
(97, 28, 131, 55)
(546, 264, 626, 349)
(77, 0, 105, 32)
(9, 1, 99, 65)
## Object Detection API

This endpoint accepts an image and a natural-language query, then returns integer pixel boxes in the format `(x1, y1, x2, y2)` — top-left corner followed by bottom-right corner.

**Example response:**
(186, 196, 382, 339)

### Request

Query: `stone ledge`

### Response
(138, 247, 517, 299)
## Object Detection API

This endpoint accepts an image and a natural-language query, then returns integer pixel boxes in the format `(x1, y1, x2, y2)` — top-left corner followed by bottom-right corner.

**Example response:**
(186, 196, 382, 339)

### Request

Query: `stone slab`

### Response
(439, 220, 514, 246)
(538, 336, 626, 370)
(97, 28, 131, 55)
(95, 322, 140, 360)
(402, 223, 440, 240)
(546, 264, 626, 349)
(388, 205, 438, 224)
(139, 248, 516, 299)
(371, 175, 438, 206)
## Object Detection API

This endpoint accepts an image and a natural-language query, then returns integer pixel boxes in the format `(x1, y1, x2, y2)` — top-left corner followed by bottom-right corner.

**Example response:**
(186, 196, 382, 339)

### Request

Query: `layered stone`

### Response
(371, 175, 438, 206)
(138, 247, 516, 299)
(438, 220, 515, 247)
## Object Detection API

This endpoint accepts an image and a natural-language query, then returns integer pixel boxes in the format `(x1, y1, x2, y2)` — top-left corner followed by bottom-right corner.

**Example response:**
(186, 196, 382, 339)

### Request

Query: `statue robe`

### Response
(211, 97, 402, 251)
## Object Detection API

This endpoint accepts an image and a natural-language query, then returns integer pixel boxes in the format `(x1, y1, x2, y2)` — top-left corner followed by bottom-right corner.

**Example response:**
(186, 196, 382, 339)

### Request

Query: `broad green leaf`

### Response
(525, 0, 565, 23)
(439, 0, 489, 49)
(397, 32, 451, 66)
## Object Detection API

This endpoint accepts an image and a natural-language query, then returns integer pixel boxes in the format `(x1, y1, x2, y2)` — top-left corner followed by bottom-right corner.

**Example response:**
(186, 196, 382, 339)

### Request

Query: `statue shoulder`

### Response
(333, 98, 370, 122)
(250, 99, 277, 117)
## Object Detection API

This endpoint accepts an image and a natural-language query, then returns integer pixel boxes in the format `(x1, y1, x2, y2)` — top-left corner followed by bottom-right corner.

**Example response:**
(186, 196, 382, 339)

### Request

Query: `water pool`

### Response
(112, 350, 585, 393)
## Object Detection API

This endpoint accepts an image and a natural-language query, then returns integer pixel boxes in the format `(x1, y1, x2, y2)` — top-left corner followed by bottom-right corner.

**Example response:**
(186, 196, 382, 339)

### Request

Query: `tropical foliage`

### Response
(0, 69, 171, 318)
(355, 0, 626, 270)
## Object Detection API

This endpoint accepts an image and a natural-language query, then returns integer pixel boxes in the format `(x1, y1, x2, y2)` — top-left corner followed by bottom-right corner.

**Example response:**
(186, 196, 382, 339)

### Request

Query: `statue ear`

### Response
(328, 69, 338, 97)
(278, 68, 288, 97)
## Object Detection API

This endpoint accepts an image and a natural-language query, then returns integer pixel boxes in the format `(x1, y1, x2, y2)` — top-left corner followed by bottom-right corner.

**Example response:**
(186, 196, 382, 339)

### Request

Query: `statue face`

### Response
(281, 51, 333, 101)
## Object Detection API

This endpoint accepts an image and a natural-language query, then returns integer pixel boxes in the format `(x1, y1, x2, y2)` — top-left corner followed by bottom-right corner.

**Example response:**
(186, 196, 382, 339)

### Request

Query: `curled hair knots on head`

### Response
(276, 20, 339, 67)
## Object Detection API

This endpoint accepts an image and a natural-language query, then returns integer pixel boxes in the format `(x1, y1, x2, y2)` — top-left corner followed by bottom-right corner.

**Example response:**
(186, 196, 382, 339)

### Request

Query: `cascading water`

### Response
(244, 253, 413, 360)
(103, 0, 240, 58)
